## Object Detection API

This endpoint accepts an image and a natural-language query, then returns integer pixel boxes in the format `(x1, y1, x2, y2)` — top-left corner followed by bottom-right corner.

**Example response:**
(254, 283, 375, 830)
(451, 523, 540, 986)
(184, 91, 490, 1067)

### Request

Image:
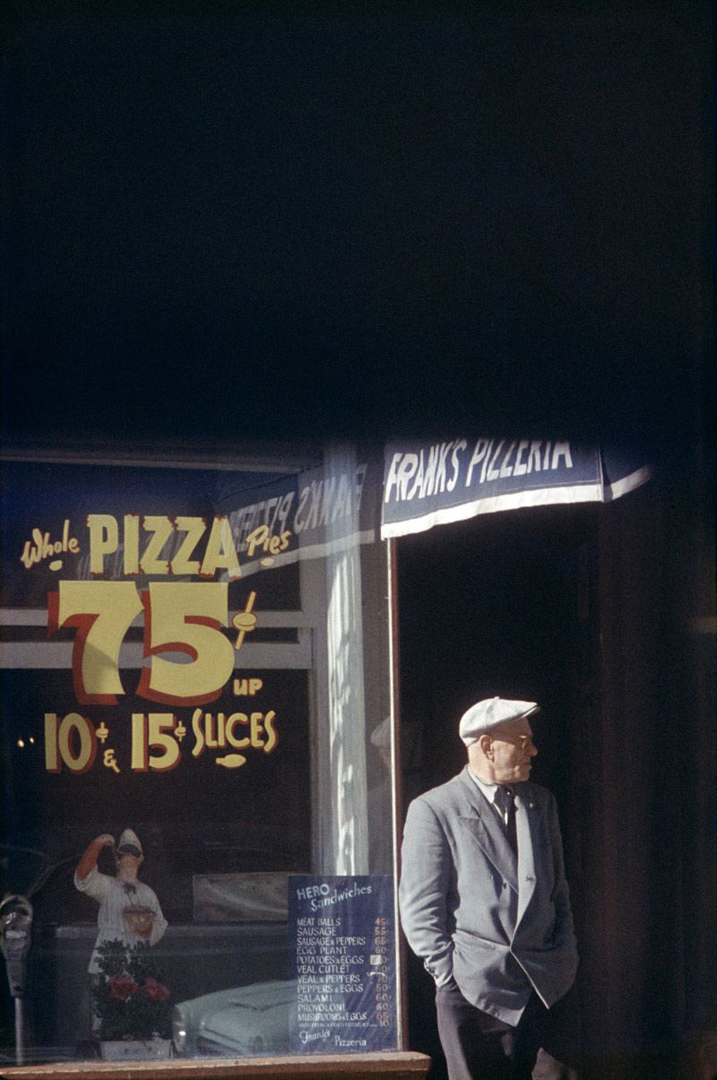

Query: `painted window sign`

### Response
(8, 495, 298, 779)
(43, 577, 273, 777)
(1, 461, 310, 817)
(37, 572, 280, 775)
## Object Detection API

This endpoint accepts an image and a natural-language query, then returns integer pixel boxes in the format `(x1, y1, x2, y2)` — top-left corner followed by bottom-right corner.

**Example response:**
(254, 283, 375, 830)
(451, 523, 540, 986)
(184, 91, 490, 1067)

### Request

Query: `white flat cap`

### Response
(459, 697, 541, 746)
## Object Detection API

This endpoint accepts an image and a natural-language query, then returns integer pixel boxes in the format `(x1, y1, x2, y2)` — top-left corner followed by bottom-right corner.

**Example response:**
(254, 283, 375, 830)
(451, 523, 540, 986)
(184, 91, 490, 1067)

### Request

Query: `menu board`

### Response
(288, 876, 396, 1054)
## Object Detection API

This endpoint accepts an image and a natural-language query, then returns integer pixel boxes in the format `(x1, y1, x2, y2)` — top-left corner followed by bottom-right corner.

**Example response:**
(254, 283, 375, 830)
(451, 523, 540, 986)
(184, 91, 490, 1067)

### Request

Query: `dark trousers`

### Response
(435, 979, 579, 1080)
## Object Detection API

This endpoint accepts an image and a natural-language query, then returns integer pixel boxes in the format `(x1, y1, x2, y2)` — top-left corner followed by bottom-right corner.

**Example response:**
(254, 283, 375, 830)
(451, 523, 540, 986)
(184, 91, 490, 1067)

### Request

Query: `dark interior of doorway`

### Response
(396, 502, 597, 1077)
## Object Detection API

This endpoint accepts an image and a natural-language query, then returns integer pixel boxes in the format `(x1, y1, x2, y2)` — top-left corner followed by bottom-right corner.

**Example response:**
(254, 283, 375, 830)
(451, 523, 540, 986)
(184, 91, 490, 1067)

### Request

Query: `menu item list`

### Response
(288, 876, 396, 1054)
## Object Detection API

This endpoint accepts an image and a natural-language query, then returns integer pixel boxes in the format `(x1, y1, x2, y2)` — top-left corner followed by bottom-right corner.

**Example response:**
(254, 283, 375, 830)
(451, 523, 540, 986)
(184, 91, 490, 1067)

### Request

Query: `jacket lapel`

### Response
(456, 768, 518, 892)
(514, 787, 541, 929)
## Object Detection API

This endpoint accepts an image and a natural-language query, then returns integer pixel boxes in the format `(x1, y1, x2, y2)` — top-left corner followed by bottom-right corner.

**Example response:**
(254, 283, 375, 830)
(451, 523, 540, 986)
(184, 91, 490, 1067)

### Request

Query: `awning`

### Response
(380, 437, 652, 540)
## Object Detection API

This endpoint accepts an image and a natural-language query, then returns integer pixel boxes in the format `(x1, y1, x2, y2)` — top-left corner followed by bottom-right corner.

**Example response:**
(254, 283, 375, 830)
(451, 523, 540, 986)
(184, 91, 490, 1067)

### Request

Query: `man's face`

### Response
(489, 718, 538, 784)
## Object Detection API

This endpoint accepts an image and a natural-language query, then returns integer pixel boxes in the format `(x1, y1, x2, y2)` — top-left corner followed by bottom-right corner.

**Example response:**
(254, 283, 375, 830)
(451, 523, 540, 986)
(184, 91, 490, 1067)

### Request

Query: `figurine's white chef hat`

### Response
(117, 828, 143, 855)
(459, 697, 541, 746)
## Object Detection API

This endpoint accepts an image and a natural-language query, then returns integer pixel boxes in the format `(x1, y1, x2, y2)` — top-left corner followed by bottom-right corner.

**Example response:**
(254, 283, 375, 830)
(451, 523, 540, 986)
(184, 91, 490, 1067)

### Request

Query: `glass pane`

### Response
(0, 447, 398, 1066)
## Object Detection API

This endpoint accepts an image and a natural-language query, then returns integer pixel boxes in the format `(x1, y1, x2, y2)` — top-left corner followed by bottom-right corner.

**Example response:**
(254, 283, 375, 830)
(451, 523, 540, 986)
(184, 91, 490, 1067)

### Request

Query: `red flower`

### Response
(142, 976, 170, 1002)
(108, 975, 139, 1001)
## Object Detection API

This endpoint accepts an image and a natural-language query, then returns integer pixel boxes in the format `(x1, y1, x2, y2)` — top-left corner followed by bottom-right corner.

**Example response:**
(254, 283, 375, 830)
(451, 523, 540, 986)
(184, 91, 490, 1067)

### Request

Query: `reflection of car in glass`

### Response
(172, 979, 294, 1057)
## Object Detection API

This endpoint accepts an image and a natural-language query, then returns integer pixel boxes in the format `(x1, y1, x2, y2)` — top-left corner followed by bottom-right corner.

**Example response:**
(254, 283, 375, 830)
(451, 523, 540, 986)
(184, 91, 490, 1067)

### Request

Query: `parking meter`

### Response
(0, 894, 33, 997)
(1, 893, 34, 1062)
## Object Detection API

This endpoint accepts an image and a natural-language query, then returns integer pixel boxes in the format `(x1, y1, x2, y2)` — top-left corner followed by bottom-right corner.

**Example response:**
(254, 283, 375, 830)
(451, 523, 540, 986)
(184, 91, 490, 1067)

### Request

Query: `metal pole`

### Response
(15, 1000, 25, 1065)
(387, 537, 409, 1051)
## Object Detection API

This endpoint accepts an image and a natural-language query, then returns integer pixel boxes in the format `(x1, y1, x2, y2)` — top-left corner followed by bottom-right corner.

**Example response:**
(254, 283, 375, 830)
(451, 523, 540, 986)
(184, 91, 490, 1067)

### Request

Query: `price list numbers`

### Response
(371, 917, 391, 1028)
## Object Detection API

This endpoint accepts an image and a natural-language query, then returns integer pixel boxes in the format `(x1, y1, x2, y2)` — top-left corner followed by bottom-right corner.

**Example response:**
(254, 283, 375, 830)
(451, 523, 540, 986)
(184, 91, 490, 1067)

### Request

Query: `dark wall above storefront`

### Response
(1, 1, 710, 452)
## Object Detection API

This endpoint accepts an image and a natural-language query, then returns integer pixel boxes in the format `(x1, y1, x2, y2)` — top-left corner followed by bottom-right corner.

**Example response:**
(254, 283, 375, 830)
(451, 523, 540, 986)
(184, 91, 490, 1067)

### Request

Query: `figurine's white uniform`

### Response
(74, 867, 168, 974)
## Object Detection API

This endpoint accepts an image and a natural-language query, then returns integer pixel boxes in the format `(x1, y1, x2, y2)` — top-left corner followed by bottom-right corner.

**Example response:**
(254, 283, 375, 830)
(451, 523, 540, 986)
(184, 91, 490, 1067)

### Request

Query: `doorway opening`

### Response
(396, 503, 597, 1075)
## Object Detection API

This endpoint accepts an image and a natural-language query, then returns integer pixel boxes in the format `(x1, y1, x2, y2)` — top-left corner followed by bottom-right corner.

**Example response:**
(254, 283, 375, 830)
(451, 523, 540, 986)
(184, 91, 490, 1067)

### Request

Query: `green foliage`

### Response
(92, 938, 171, 1041)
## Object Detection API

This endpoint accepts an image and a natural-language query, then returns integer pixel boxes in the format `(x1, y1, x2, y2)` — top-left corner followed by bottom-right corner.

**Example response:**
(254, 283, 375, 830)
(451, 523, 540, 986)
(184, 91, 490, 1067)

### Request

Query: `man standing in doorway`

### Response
(399, 697, 579, 1079)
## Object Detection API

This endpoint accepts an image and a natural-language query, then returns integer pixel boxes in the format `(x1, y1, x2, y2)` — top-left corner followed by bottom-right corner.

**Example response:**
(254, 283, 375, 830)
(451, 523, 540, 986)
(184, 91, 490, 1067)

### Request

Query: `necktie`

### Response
(497, 786, 518, 855)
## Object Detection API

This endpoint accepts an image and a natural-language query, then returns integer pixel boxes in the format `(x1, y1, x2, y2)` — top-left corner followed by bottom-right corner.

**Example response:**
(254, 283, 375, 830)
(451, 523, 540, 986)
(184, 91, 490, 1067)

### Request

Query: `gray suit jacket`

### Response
(399, 766, 578, 1026)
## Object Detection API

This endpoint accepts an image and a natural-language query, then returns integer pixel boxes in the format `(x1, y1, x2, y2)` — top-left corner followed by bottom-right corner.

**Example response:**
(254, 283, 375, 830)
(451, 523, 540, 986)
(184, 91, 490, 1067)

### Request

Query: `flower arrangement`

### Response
(92, 938, 171, 1042)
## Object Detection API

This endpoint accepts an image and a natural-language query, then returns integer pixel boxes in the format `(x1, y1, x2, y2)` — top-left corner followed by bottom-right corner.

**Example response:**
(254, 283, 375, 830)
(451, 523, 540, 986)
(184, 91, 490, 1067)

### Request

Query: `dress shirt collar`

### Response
(467, 767, 501, 806)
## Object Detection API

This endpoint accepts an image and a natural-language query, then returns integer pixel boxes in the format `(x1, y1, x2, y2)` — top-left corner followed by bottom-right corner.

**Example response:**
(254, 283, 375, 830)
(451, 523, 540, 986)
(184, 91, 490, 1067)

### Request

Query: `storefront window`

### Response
(0, 444, 399, 1067)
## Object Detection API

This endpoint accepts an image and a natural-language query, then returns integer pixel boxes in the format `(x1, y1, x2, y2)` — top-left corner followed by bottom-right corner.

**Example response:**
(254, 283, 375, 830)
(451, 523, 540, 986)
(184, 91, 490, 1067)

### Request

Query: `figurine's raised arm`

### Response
(76, 834, 115, 881)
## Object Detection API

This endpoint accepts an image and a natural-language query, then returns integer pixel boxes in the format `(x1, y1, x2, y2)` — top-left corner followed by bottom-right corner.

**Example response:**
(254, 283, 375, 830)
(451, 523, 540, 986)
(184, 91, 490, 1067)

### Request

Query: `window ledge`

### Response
(1, 1051, 431, 1080)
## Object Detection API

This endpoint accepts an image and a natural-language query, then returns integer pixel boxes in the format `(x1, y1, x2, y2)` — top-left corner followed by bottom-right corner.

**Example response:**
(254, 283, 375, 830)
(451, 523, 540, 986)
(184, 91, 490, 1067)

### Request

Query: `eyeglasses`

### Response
(117, 845, 142, 858)
(492, 733, 535, 751)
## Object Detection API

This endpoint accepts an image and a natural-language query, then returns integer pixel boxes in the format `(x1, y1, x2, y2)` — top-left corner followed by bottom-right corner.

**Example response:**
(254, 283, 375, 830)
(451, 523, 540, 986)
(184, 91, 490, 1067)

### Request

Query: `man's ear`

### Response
(479, 734, 494, 758)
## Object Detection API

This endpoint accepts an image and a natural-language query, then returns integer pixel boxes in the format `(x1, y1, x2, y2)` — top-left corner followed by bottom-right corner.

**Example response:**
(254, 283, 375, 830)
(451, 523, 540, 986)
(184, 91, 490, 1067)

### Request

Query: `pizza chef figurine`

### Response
(74, 828, 168, 976)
